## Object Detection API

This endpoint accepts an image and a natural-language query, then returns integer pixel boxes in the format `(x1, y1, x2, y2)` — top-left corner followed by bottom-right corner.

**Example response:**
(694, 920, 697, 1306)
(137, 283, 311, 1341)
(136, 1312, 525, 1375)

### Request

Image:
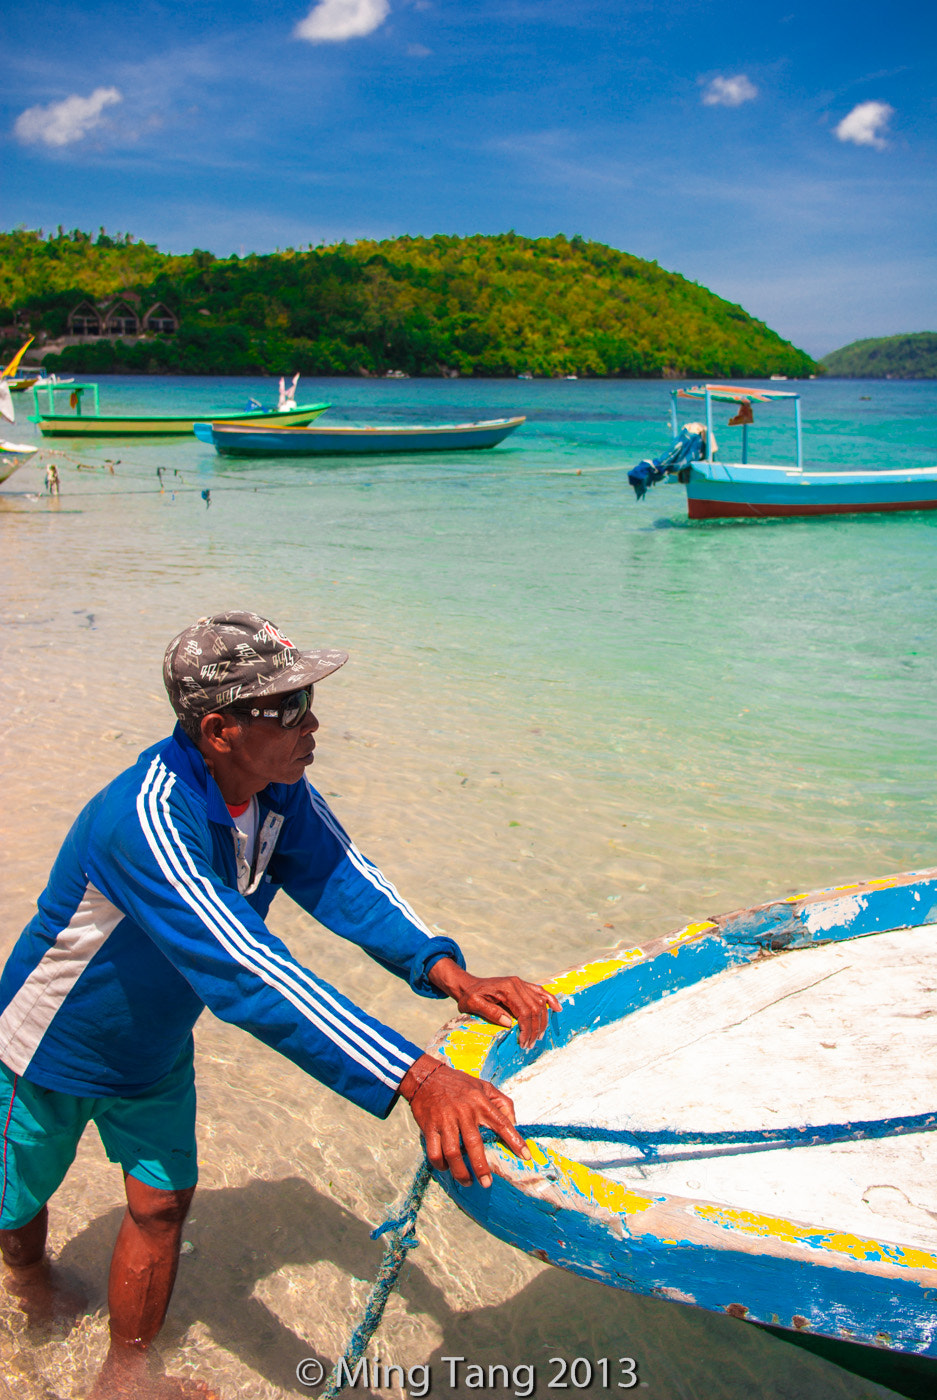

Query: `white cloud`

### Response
(294, 0, 390, 42)
(701, 74, 758, 108)
(834, 100, 893, 149)
(14, 87, 123, 147)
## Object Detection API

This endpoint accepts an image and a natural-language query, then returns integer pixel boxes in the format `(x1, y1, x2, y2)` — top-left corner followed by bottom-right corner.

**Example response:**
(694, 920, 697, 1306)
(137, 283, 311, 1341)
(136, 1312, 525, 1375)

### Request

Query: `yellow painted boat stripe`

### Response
(694, 1202, 937, 1269)
(662, 920, 719, 950)
(544, 950, 645, 997)
(443, 1021, 504, 1077)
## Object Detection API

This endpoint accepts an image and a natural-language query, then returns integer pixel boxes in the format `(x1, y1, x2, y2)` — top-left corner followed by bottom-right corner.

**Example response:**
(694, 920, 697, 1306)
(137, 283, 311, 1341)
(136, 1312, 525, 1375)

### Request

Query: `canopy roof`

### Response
(676, 383, 799, 405)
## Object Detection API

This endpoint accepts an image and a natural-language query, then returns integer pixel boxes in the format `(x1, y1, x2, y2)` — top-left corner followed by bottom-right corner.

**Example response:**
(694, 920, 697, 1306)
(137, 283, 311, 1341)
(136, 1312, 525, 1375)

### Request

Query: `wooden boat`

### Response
(193, 416, 526, 455)
(430, 868, 937, 1399)
(29, 382, 330, 437)
(630, 385, 937, 519)
(0, 441, 39, 485)
(8, 373, 72, 394)
(2, 337, 36, 394)
(686, 459, 937, 519)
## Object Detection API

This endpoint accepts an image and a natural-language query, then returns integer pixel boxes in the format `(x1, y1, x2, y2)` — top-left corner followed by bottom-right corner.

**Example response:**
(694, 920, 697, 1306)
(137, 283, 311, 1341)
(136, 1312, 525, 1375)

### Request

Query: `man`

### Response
(0, 611, 560, 1400)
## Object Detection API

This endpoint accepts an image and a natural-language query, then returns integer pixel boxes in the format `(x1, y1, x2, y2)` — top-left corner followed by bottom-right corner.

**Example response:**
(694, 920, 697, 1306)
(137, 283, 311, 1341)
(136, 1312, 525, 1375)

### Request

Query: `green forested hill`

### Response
(821, 333, 937, 379)
(0, 227, 816, 379)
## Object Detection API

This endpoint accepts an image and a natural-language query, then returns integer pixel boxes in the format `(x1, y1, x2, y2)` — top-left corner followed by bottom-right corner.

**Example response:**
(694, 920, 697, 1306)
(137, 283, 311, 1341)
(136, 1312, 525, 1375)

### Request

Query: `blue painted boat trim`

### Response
(688, 464, 937, 511)
(197, 416, 526, 456)
(430, 869, 937, 1358)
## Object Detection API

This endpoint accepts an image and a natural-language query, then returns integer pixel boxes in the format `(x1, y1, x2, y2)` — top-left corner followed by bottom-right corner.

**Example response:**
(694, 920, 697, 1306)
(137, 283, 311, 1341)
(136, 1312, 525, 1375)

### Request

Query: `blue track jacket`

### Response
(0, 727, 464, 1118)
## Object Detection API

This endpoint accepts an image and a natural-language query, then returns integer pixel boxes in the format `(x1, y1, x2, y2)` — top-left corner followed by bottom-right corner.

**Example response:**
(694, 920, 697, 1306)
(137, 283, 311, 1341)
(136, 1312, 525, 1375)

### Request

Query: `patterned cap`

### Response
(163, 611, 348, 720)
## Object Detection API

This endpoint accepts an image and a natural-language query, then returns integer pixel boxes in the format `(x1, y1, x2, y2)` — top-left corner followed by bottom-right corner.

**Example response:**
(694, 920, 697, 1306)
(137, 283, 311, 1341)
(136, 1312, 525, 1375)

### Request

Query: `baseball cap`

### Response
(163, 610, 348, 721)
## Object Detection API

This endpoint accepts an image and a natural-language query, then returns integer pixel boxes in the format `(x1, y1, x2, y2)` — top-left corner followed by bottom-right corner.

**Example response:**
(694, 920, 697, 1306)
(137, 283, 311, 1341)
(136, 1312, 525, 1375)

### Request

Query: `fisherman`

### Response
(0, 611, 559, 1400)
(44, 462, 60, 496)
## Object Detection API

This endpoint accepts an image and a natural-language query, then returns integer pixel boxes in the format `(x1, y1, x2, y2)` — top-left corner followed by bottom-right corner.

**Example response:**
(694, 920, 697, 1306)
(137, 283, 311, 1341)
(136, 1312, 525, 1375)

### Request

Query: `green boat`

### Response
(30, 382, 330, 437)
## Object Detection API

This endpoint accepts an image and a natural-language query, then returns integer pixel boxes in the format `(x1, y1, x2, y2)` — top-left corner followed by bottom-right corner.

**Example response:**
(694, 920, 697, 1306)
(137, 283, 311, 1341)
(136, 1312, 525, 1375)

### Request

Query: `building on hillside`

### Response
(104, 300, 140, 336)
(65, 299, 178, 338)
(68, 301, 102, 336)
(142, 303, 178, 334)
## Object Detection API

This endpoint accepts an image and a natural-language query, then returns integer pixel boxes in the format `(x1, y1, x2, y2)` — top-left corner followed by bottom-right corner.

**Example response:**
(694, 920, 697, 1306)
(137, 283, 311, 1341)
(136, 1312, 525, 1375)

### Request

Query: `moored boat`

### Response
(9, 372, 73, 394)
(193, 415, 526, 455)
(430, 868, 937, 1399)
(29, 381, 330, 437)
(684, 460, 937, 519)
(2, 337, 37, 394)
(0, 441, 39, 485)
(630, 385, 937, 519)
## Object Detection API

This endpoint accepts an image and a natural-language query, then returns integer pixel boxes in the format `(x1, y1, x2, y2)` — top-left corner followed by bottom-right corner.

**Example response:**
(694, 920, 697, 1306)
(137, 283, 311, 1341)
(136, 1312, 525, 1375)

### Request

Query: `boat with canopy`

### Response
(629, 384, 937, 519)
(29, 381, 330, 437)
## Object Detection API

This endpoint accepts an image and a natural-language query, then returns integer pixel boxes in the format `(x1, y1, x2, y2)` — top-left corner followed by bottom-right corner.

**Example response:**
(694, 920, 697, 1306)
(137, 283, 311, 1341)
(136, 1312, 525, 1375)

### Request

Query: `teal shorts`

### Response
(0, 1046, 198, 1230)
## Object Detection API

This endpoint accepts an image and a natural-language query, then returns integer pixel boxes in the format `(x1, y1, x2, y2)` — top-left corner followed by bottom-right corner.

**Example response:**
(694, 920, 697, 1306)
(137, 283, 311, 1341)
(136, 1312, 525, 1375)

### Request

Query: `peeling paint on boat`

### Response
(429, 866, 937, 1365)
(804, 893, 868, 933)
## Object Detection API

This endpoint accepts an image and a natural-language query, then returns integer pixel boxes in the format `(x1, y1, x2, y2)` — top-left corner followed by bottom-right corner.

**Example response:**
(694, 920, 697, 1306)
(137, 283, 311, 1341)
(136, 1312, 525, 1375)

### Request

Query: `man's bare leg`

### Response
(89, 1176, 217, 1400)
(0, 1203, 87, 1327)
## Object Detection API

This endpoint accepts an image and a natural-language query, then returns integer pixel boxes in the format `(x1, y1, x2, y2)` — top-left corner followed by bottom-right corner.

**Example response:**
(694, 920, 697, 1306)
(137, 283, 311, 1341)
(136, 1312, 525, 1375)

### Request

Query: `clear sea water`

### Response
(1, 375, 935, 1398)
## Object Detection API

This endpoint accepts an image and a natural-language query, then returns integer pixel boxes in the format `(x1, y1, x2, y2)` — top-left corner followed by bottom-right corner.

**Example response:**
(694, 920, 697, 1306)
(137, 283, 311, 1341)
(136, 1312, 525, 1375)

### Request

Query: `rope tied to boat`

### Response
(321, 1155, 432, 1400)
(323, 1106, 937, 1395)
(479, 1109, 937, 1166)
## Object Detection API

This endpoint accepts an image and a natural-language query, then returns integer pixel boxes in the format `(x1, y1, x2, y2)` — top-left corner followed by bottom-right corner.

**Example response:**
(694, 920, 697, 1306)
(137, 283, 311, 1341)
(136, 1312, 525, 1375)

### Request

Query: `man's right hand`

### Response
(399, 1053, 530, 1188)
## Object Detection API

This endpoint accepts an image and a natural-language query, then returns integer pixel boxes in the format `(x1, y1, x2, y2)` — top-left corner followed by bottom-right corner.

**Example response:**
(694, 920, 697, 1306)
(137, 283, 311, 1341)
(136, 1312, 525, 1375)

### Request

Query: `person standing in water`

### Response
(0, 611, 559, 1400)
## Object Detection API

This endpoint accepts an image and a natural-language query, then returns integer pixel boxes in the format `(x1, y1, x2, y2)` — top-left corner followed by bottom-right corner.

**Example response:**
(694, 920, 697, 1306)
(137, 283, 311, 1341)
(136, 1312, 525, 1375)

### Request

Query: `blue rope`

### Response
(481, 1108, 937, 1164)
(321, 1156, 432, 1400)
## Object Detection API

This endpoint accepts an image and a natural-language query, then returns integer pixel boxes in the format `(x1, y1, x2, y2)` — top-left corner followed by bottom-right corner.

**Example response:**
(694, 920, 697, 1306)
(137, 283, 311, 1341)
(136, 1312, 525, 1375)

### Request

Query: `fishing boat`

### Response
(192, 416, 526, 456)
(430, 868, 937, 1400)
(629, 384, 937, 519)
(29, 381, 330, 437)
(0, 441, 39, 485)
(2, 338, 39, 394)
(9, 372, 73, 394)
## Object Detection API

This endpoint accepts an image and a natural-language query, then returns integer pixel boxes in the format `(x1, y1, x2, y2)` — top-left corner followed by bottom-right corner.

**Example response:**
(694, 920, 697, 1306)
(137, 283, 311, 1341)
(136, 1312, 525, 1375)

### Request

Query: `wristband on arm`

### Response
(402, 1056, 444, 1101)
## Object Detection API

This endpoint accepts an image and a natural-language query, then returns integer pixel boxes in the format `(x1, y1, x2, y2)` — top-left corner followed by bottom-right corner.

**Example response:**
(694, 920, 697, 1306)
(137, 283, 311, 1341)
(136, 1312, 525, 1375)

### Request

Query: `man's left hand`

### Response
(428, 959, 561, 1049)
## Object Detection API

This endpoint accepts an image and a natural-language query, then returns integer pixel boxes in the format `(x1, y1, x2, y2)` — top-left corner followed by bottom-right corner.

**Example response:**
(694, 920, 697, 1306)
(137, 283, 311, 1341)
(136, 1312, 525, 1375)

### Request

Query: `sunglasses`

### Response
(227, 685, 314, 730)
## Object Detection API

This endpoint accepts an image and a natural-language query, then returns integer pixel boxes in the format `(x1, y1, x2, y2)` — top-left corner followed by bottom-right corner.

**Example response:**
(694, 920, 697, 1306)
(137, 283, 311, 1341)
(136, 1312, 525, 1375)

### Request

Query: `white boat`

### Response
(430, 868, 937, 1399)
(0, 441, 39, 485)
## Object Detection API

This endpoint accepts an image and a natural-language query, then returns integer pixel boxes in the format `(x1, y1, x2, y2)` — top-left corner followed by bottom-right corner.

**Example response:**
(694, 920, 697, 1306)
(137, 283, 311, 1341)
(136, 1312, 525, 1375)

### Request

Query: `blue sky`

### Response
(3, 0, 934, 356)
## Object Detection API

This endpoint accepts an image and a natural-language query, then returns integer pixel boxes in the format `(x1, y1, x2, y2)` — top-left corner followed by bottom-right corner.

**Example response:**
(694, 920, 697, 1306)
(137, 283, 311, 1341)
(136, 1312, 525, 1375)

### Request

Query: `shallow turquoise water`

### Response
(6, 375, 937, 910)
(2, 375, 937, 1398)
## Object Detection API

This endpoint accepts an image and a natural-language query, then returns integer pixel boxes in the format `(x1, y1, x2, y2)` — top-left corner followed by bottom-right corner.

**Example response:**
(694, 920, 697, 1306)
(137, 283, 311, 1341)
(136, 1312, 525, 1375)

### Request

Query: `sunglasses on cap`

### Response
(227, 686, 314, 729)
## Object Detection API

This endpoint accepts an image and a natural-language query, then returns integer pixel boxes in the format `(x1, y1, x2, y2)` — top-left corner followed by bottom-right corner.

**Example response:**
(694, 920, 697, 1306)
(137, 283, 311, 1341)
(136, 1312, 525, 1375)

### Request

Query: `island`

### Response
(1, 227, 816, 381)
(821, 332, 937, 380)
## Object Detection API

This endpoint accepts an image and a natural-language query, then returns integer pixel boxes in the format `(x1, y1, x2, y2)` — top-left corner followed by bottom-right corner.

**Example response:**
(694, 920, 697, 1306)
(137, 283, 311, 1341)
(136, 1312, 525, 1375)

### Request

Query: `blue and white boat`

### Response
(630, 385, 937, 519)
(430, 868, 937, 1399)
(193, 416, 525, 456)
